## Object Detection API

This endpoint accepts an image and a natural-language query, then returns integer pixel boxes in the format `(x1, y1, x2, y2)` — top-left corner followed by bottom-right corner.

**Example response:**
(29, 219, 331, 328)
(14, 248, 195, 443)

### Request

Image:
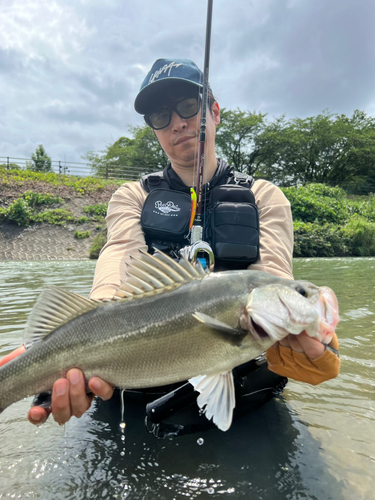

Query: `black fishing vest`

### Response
(140, 161, 260, 270)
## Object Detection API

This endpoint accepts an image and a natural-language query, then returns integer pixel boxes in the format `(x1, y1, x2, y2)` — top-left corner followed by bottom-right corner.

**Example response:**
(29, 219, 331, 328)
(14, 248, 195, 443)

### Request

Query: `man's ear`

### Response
(213, 101, 220, 126)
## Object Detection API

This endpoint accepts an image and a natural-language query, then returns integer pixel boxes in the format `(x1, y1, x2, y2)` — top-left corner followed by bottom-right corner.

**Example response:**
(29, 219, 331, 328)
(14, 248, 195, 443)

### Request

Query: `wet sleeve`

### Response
(247, 180, 294, 280)
(89, 182, 148, 300)
(265, 333, 340, 385)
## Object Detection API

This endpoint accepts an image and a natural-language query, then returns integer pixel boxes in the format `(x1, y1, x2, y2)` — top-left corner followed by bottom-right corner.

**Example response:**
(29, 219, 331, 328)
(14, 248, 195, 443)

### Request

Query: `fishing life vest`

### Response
(140, 160, 260, 269)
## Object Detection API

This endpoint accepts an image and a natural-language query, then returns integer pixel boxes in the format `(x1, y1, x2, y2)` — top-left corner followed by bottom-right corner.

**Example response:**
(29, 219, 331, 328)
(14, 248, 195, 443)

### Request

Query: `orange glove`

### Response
(266, 333, 340, 385)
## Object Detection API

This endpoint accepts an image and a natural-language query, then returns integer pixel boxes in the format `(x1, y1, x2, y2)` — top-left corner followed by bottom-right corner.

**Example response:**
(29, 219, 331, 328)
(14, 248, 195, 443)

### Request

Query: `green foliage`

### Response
(342, 216, 375, 256)
(293, 222, 350, 257)
(1, 167, 122, 193)
(0, 188, 73, 227)
(346, 193, 375, 222)
(0, 198, 34, 226)
(282, 184, 349, 224)
(83, 125, 169, 179)
(22, 191, 61, 206)
(89, 226, 107, 259)
(34, 209, 75, 225)
(27, 144, 52, 172)
(215, 109, 267, 175)
(84, 203, 108, 216)
(76, 216, 90, 224)
(258, 110, 375, 193)
(74, 230, 91, 239)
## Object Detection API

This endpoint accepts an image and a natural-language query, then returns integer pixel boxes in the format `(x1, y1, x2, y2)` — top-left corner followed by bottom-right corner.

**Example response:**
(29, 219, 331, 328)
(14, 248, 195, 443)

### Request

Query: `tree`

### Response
(27, 144, 52, 172)
(215, 109, 267, 175)
(258, 110, 375, 192)
(83, 124, 169, 180)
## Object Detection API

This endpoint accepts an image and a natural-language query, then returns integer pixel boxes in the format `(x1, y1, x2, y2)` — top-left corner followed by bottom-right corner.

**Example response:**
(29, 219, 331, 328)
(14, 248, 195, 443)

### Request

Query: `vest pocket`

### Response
(210, 202, 259, 263)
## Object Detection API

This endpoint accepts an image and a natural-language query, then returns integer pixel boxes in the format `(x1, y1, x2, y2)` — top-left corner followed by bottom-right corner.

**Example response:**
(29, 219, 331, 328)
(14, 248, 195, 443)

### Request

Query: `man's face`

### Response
(151, 92, 220, 169)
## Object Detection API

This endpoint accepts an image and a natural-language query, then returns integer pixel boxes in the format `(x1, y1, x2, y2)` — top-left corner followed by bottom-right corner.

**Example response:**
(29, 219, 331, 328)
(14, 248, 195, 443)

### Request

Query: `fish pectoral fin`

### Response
(193, 312, 245, 337)
(189, 372, 235, 432)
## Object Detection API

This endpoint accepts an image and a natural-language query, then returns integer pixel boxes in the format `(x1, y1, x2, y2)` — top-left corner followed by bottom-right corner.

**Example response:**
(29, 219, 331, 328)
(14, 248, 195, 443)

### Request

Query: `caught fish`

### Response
(0, 251, 339, 431)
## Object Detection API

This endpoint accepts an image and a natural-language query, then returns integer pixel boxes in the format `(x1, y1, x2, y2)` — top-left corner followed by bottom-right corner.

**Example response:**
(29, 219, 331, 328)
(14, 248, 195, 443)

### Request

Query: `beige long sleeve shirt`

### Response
(90, 178, 294, 300)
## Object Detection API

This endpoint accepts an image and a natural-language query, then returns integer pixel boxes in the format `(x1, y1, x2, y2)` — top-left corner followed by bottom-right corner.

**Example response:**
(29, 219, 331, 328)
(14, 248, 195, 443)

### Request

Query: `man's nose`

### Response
(170, 111, 188, 131)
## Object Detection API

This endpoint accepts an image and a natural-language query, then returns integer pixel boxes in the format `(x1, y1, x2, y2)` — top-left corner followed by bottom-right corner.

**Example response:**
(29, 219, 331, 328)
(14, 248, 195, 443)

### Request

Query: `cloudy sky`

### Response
(1, 0, 374, 168)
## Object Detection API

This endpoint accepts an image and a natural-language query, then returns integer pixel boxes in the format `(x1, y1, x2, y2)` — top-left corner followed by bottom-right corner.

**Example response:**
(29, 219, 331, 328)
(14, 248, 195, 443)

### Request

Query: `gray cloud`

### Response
(0, 0, 374, 164)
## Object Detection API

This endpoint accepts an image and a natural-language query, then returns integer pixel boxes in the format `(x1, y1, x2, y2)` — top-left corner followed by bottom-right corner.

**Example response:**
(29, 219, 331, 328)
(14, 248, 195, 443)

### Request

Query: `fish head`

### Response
(244, 282, 320, 343)
(244, 280, 339, 344)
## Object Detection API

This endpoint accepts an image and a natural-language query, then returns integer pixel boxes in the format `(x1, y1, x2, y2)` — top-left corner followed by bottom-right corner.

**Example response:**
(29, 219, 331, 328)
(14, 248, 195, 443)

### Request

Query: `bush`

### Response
(76, 216, 90, 224)
(347, 194, 375, 222)
(282, 184, 350, 224)
(342, 216, 375, 256)
(1, 198, 34, 226)
(34, 209, 75, 225)
(74, 230, 91, 239)
(293, 221, 350, 257)
(22, 191, 61, 206)
(84, 203, 108, 216)
(89, 226, 107, 259)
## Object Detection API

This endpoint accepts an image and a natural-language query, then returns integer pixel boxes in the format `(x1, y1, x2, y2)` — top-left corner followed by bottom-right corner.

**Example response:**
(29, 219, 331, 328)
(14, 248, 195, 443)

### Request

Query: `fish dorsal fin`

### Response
(189, 372, 236, 432)
(23, 286, 99, 348)
(119, 250, 207, 296)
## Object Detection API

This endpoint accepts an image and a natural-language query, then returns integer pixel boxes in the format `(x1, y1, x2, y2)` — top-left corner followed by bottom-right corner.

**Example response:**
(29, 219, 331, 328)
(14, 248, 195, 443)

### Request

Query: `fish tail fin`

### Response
(189, 372, 235, 432)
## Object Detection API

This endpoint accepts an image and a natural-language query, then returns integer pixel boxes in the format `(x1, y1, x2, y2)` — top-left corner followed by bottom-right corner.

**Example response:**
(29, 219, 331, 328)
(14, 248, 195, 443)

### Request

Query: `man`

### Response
(1, 58, 340, 426)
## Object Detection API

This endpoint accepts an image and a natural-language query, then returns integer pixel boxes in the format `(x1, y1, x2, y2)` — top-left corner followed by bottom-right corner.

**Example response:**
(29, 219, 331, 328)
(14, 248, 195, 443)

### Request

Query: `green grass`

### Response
(0, 166, 123, 194)
(74, 230, 91, 239)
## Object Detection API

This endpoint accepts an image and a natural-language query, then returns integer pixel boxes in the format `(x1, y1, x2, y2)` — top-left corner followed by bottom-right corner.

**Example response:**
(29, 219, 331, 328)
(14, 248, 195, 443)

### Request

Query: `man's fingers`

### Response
(67, 369, 90, 418)
(279, 334, 304, 352)
(279, 336, 290, 348)
(52, 379, 71, 425)
(296, 331, 325, 359)
(287, 334, 304, 353)
(28, 406, 50, 426)
(89, 377, 114, 401)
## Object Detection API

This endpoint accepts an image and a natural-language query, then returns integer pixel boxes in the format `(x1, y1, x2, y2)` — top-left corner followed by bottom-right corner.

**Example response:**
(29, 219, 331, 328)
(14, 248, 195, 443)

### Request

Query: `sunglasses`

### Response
(144, 95, 202, 130)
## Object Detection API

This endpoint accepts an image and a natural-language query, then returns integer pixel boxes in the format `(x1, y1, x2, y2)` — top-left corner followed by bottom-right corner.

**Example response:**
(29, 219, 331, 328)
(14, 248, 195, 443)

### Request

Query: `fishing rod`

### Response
(180, 0, 215, 271)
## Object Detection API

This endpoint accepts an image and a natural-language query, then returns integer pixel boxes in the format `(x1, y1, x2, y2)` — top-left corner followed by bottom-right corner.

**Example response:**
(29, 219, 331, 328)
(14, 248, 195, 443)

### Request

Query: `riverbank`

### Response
(0, 167, 120, 260)
(1, 167, 375, 260)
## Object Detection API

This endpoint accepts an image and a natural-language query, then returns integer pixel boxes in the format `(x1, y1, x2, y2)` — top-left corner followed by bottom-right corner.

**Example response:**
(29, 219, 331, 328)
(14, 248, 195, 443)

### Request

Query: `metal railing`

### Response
(0, 156, 155, 181)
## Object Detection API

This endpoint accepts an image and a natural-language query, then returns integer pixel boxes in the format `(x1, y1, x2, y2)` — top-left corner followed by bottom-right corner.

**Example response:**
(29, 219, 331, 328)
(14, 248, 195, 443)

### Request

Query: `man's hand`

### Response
(266, 331, 340, 385)
(28, 370, 115, 426)
(279, 331, 325, 359)
(0, 346, 115, 426)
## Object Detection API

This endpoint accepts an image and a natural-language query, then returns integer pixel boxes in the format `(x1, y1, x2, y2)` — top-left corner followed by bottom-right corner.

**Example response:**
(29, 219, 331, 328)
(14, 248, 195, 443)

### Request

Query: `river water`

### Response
(0, 258, 374, 499)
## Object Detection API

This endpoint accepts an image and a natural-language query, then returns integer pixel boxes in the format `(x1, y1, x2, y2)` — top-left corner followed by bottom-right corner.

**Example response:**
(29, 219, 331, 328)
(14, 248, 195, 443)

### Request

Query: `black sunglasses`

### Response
(144, 95, 202, 130)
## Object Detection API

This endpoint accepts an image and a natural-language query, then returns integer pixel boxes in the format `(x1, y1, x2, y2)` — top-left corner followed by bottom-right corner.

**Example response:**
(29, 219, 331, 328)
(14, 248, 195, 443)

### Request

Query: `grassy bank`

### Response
(282, 184, 375, 257)
(1, 167, 374, 258)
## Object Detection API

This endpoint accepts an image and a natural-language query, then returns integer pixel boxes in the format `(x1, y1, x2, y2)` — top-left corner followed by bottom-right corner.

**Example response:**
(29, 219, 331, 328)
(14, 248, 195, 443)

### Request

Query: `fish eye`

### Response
(295, 285, 308, 297)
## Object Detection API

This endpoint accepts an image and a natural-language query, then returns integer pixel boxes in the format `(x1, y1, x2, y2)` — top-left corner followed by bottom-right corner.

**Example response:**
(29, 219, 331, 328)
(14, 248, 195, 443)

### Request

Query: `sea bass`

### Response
(0, 251, 339, 431)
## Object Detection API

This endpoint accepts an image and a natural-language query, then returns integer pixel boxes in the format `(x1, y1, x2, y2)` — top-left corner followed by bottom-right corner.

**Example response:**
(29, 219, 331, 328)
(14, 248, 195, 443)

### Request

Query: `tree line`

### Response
(83, 109, 375, 194)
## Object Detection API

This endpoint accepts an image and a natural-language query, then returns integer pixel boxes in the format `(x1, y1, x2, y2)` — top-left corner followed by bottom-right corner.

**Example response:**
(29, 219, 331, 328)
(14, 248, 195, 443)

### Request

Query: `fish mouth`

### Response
(250, 318, 270, 340)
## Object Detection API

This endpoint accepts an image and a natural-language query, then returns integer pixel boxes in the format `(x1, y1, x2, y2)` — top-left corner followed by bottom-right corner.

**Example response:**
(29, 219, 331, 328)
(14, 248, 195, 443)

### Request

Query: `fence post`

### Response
(59, 161, 62, 174)
(106, 164, 109, 179)
(7, 157, 9, 169)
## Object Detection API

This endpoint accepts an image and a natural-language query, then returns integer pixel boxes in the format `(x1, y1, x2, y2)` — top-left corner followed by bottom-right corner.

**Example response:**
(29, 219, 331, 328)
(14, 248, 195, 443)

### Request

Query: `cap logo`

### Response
(149, 62, 183, 84)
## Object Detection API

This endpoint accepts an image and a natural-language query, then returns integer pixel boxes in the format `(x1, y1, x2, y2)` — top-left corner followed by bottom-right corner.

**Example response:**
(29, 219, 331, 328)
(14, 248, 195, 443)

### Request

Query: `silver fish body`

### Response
(0, 252, 338, 429)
